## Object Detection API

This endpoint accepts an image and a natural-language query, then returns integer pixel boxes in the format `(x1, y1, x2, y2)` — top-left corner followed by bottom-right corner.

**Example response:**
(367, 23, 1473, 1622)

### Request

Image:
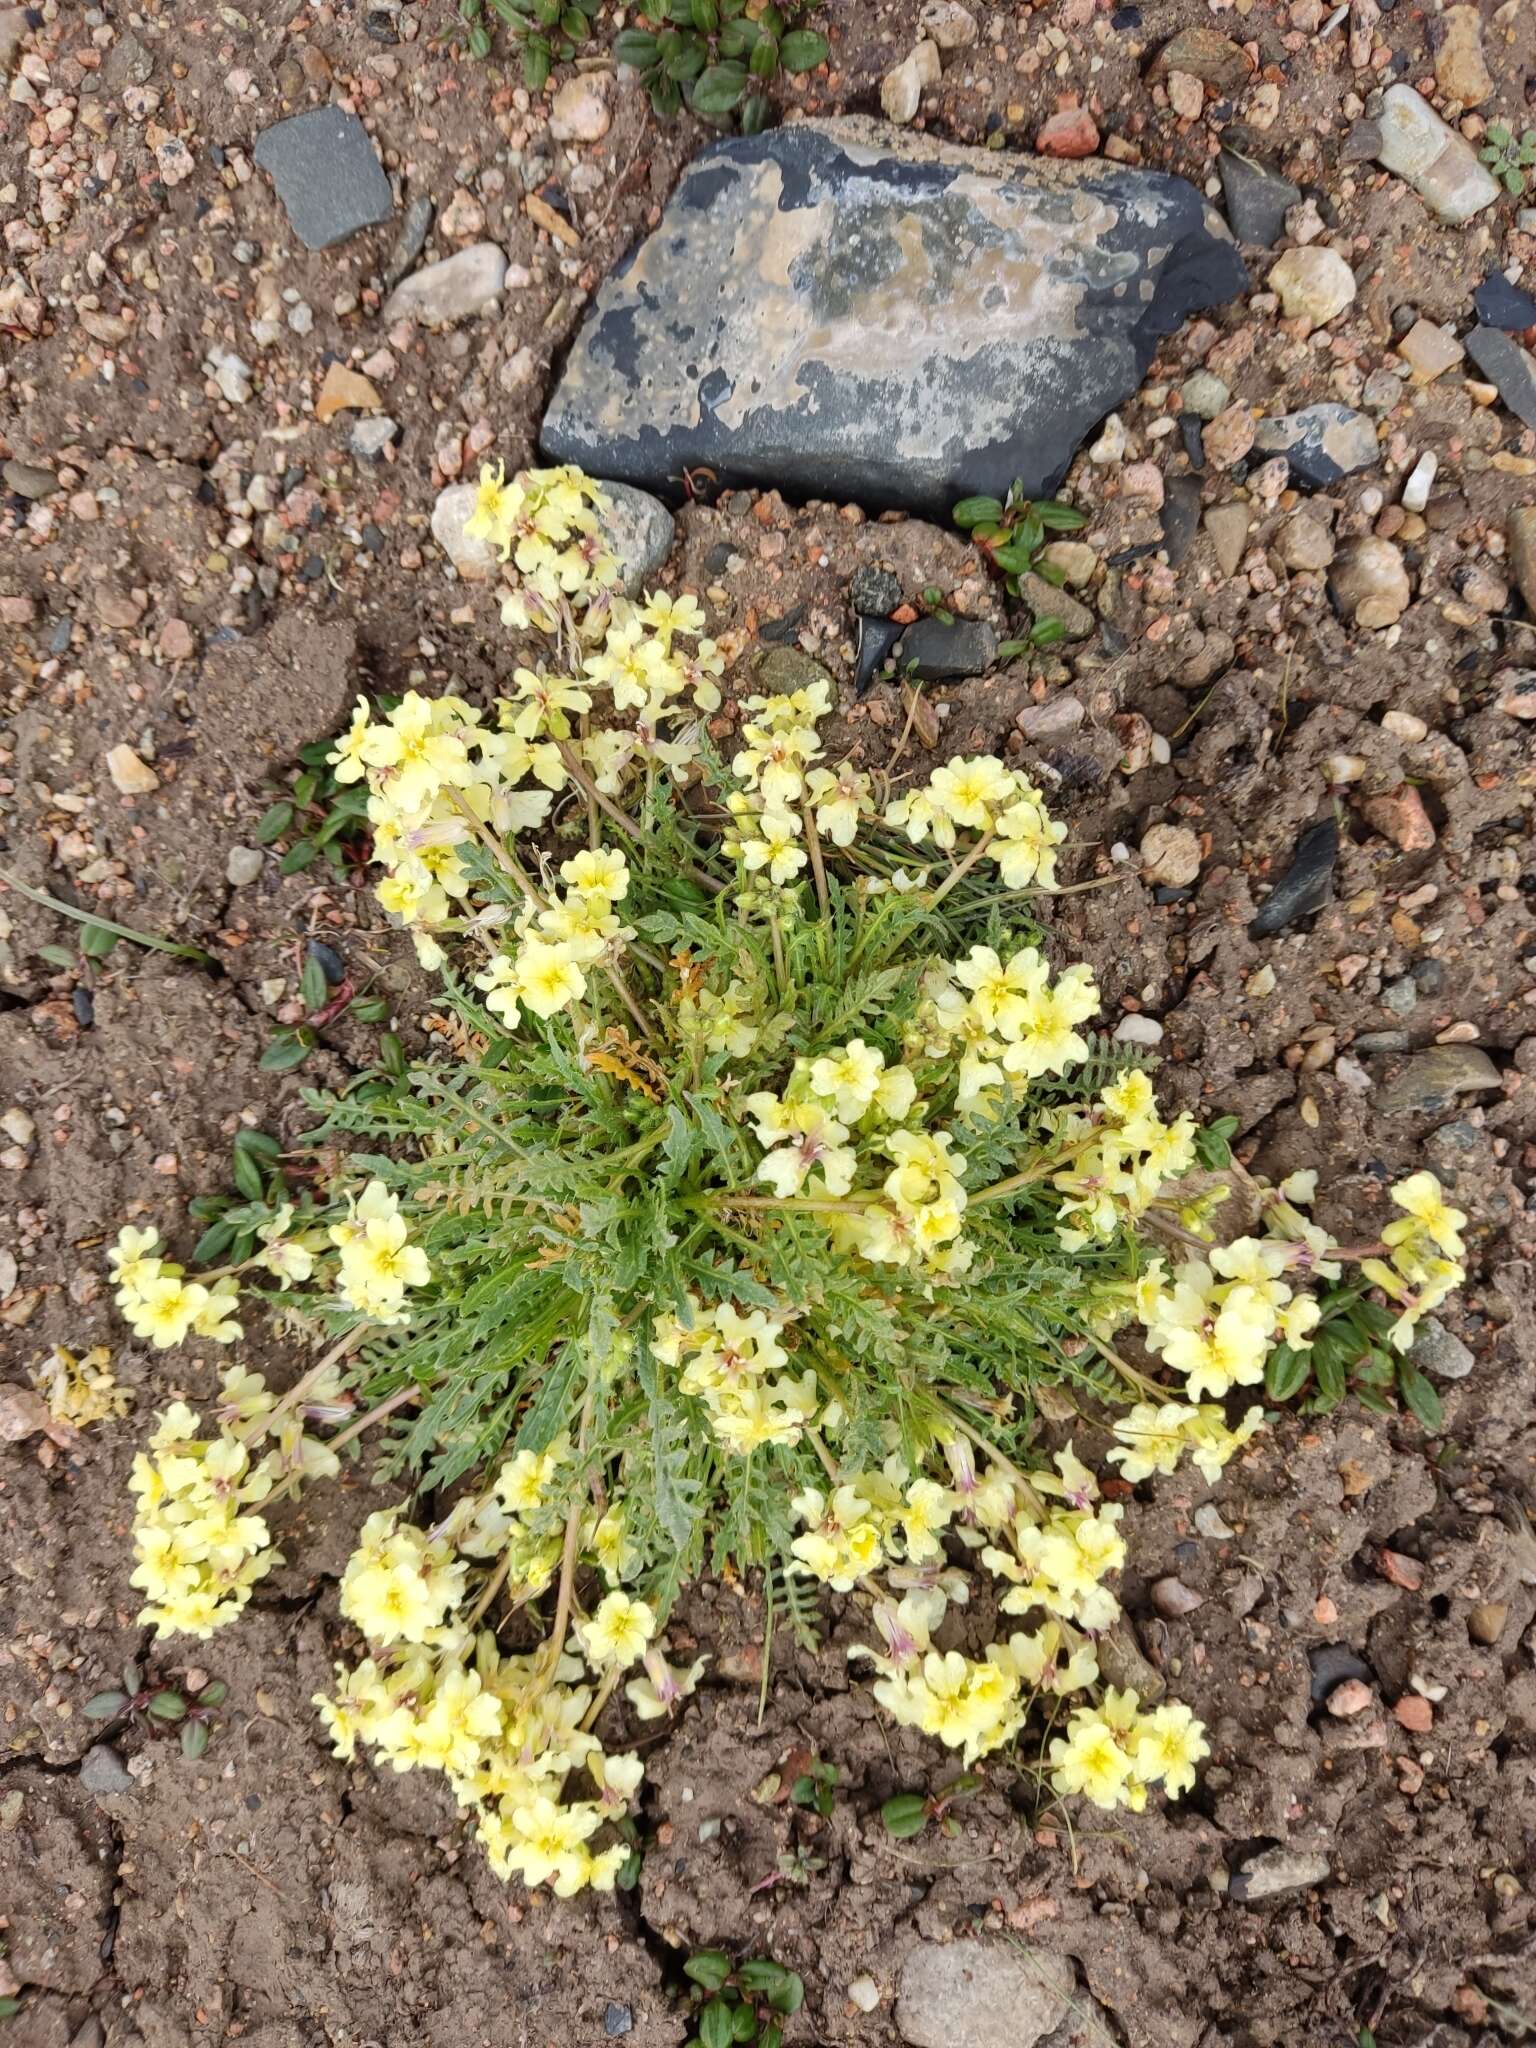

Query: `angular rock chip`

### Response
(541, 118, 1246, 517)
(253, 107, 394, 251)
(1253, 403, 1378, 486)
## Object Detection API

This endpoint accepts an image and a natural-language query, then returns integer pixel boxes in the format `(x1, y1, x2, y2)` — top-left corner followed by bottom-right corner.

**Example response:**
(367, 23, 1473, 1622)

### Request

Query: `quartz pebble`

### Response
(1330, 537, 1410, 628)
(1401, 451, 1437, 512)
(1269, 245, 1356, 326)
(384, 244, 509, 326)
(550, 74, 613, 143)
(880, 39, 941, 124)
(1374, 83, 1498, 225)
(1396, 318, 1464, 383)
(105, 744, 159, 795)
(1139, 821, 1202, 887)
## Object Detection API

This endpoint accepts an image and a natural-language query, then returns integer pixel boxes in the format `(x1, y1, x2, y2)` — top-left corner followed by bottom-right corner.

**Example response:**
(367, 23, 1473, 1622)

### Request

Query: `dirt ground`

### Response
(3, 0, 1536, 2043)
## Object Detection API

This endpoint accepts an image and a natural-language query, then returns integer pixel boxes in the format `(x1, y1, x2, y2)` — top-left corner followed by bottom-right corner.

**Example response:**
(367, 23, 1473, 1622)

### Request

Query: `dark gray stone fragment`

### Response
(1218, 148, 1301, 246)
(1465, 325, 1536, 431)
(1252, 404, 1378, 486)
(253, 107, 393, 251)
(1248, 816, 1337, 937)
(892, 617, 998, 679)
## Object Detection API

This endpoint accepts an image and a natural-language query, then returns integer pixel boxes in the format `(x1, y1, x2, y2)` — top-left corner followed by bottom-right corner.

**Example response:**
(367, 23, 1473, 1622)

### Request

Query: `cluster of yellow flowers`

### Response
(820, 1441, 1206, 1804)
(917, 943, 1101, 1111)
(462, 461, 618, 611)
(128, 1367, 339, 1639)
(651, 1299, 819, 1455)
(329, 1179, 432, 1325)
(111, 1224, 242, 1351)
(1106, 1399, 1265, 1485)
(31, 1344, 130, 1427)
(1136, 1236, 1326, 1402)
(1051, 1069, 1199, 1250)
(1048, 1689, 1209, 1810)
(317, 1488, 705, 1896)
(475, 846, 632, 1029)
(886, 754, 1067, 891)
(1363, 1170, 1468, 1351)
(722, 674, 874, 889)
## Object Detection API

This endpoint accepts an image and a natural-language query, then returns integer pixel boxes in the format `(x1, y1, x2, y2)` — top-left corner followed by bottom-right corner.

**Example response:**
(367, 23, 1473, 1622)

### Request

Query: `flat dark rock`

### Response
(892, 617, 999, 680)
(1248, 816, 1338, 937)
(253, 107, 394, 252)
(1253, 404, 1377, 487)
(1465, 325, 1536, 432)
(541, 118, 1246, 517)
(1473, 271, 1536, 333)
(1218, 148, 1300, 247)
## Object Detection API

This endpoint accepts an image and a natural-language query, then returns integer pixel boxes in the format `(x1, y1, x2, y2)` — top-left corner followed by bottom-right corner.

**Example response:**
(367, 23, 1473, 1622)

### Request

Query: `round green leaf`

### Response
(147, 1689, 187, 1721)
(748, 31, 778, 76)
(85, 1690, 129, 1720)
(690, 59, 747, 113)
(881, 1791, 929, 1838)
(690, 0, 718, 29)
(181, 1718, 211, 1760)
(259, 1031, 314, 1074)
(777, 26, 827, 72)
(739, 89, 772, 133)
(253, 802, 292, 845)
(614, 26, 660, 63)
(684, 1951, 733, 1992)
(698, 1999, 735, 2048)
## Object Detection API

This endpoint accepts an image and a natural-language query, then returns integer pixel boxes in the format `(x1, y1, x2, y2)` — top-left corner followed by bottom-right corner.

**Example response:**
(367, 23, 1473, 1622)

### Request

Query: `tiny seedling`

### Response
(1479, 122, 1536, 196)
(880, 1772, 980, 1839)
(455, 0, 601, 82)
(85, 1661, 228, 1760)
(954, 481, 1089, 653)
(683, 1950, 805, 2048)
(788, 1754, 838, 1817)
(616, 1, 828, 133)
(252, 736, 374, 882)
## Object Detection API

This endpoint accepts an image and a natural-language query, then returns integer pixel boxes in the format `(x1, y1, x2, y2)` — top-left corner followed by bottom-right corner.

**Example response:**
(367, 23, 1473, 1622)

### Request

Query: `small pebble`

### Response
(225, 846, 265, 887)
(1327, 1678, 1374, 1718)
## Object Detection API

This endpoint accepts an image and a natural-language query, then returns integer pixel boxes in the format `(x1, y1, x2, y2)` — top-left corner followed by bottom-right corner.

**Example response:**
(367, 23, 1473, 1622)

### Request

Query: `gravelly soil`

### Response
(3, 0, 1535, 2043)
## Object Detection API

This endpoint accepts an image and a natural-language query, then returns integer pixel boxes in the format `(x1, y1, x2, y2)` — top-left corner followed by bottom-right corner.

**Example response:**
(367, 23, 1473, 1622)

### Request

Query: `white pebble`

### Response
(1401, 449, 1437, 511)
(847, 1976, 881, 2013)
(1114, 1013, 1165, 1046)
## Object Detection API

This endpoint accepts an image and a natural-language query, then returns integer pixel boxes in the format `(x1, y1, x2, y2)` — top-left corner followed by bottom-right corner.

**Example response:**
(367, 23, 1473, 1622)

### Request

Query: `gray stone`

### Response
(1180, 369, 1231, 419)
(384, 244, 509, 327)
(596, 481, 676, 598)
(542, 119, 1246, 518)
(856, 615, 903, 694)
(1218, 148, 1301, 248)
(3, 459, 59, 500)
(1473, 272, 1536, 332)
(253, 107, 393, 251)
(1161, 473, 1202, 567)
(1229, 1847, 1331, 1903)
(1353, 1030, 1411, 1054)
(431, 482, 498, 581)
(896, 1941, 1081, 2048)
(851, 565, 904, 616)
(1017, 694, 1084, 738)
(1019, 571, 1094, 640)
(892, 617, 999, 679)
(1248, 817, 1337, 937)
(350, 416, 399, 460)
(80, 1744, 133, 1796)
(1374, 83, 1498, 225)
(1409, 1315, 1474, 1381)
(1464, 327, 1536, 434)
(1374, 1044, 1501, 1116)
(225, 845, 265, 888)
(383, 193, 435, 291)
(1381, 975, 1418, 1016)
(1253, 404, 1377, 487)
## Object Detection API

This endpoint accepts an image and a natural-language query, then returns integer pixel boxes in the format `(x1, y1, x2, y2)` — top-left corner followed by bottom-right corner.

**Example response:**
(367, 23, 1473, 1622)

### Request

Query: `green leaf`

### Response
(698, 1999, 736, 2048)
(739, 89, 772, 132)
(1028, 617, 1067, 648)
(147, 1689, 187, 1721)
(690, 59, 747, 112)
(690, 0, 718, 28)
(39, 944, 76, 969)
(181, 1718, 211, 1760)
(352, 996, 389, 1023)
(192, 1216, 235, 1263)
(953, 494, 1005, 529)
(1396, 1354, 1443, 1432)
(81, 921, 120, 961)
(1194, 1114, 1239, 1170)
(748, 29, 779, 76)
(196, 1679, 229, 1706)
(778, 26, 827, 71)
(996, 639, 1032, 661)
(1264, 1343, 1311, 1403)
(650, 72, 684, 116)
(685, 1951, 734, 1992)
(292, 771, 319, 808)
(717, 17, 759, 54)
(524, 34, 553, 87)
(1035, 499, 1087, 531)
(767, 1973, 803, 2017)
(560, 7, 589, 37)
(85, 1689, 129, 1720)
(253, 802, 292, 845)
(0, 1996, 22, 2018)
(881, 1791, 929, 1838)
(300, 954, 329, 1012)
(235, 1128, 282, 1161)
(259, 1031, 314, 1074)
(1312, 1339, 1347, 1409)
(232, 1144, 265, 1202)
(667, 37, 707, 77)
(613, 26, 660, 62)
(279, 838, 320, 876)
(379, 1031, 407, 1078)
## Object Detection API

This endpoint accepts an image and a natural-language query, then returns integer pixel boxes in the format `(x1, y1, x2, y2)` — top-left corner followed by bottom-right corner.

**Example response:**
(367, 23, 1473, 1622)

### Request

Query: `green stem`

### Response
(0, 868, 217, 964)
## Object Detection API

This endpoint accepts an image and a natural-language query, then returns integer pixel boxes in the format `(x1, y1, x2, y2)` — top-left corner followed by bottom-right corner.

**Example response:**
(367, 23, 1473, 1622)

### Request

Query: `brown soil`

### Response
(3, 2, 1535, 2045)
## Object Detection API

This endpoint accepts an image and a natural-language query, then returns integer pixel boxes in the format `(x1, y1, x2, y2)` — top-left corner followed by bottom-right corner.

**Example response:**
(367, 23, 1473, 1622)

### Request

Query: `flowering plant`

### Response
(114, 463, 1468, 1891)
